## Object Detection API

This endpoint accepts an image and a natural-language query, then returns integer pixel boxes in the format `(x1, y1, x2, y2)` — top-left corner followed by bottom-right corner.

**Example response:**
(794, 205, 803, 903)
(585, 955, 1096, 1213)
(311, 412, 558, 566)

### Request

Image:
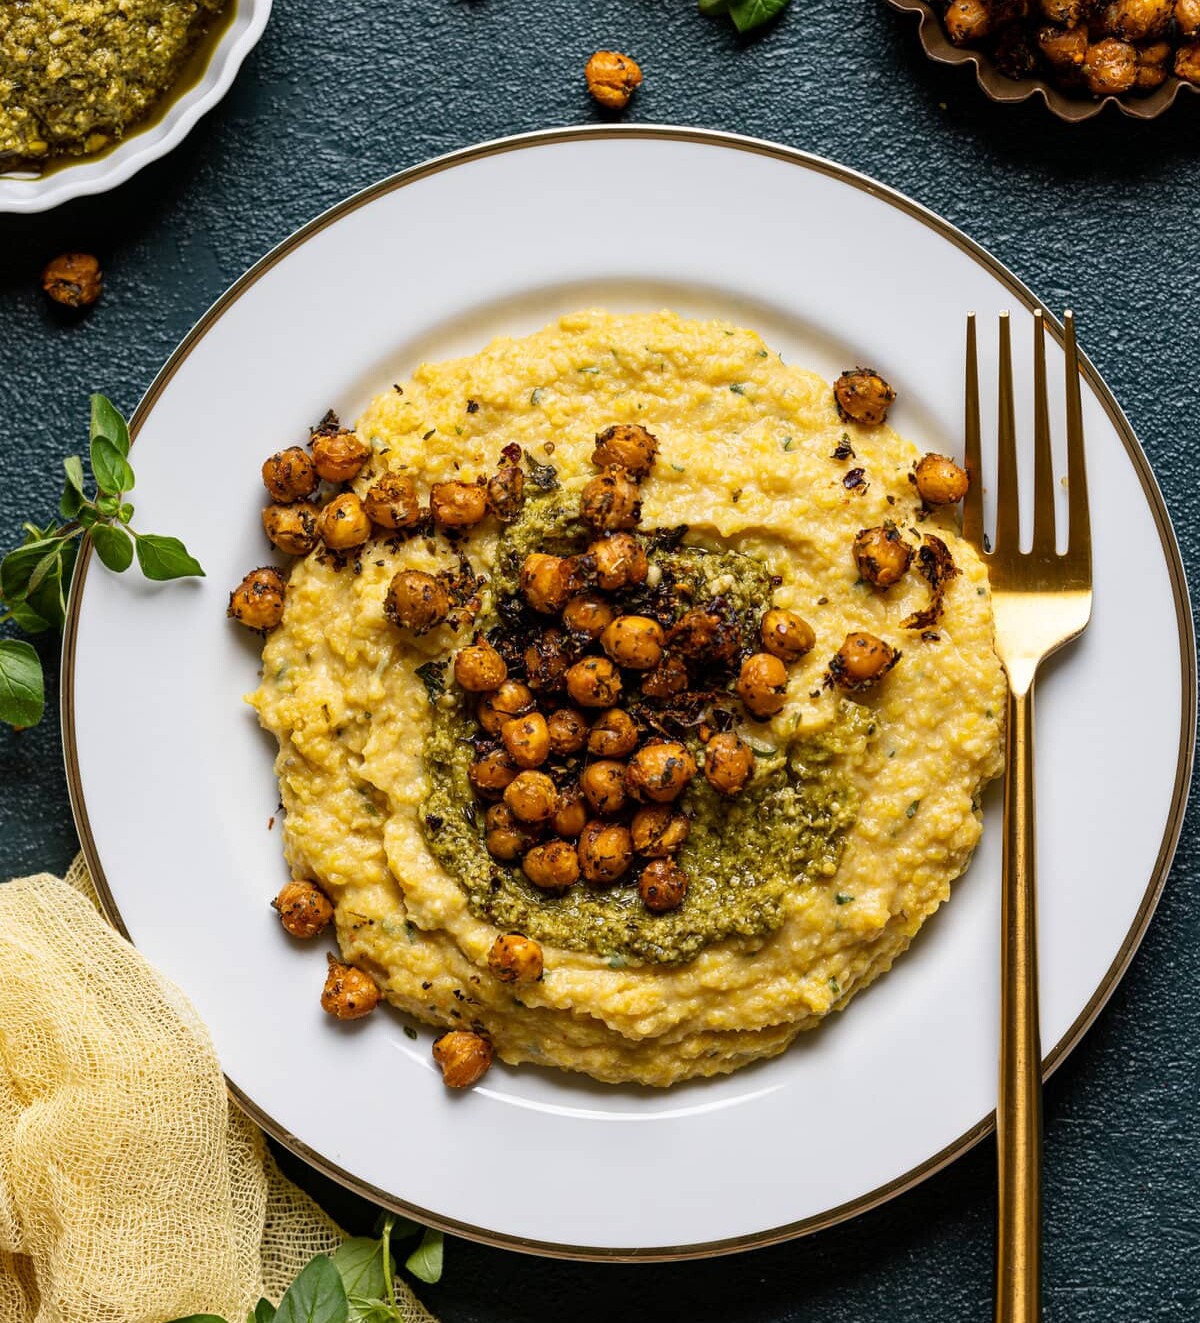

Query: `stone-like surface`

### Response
(1, 2, 1197, 1319)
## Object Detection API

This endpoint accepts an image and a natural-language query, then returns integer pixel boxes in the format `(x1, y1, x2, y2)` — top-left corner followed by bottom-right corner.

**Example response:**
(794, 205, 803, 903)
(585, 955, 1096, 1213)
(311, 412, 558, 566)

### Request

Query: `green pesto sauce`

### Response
(422, 696, 865, 965)
(418, 489, 867, 966)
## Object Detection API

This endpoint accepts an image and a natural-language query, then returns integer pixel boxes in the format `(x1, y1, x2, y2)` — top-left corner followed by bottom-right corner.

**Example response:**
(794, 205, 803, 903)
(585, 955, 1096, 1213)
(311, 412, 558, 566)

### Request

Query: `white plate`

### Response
(0, 0, 271, 214)
(63, 127, 1195, 1259)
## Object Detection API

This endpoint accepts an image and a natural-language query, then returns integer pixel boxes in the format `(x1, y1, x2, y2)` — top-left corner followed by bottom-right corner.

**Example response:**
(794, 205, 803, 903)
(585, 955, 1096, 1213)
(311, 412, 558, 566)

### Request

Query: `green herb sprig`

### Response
(0, 394, 204, 730)
(699, 0, 791, 34)
(168, 1215, 443, 1323)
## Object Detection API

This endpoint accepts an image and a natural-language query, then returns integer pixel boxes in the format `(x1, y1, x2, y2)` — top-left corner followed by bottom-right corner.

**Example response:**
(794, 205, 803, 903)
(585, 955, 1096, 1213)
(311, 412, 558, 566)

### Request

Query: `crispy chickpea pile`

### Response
(230, 405, 522, 633)
(935, 0, 1200, 97)
(428, 422, 830, 918)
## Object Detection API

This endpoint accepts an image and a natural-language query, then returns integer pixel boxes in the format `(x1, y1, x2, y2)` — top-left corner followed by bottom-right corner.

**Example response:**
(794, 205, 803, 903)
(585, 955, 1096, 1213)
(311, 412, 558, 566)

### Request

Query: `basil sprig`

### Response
(0, 394, 204, 729)
(699, 0, 791, 33)
(168, 1216, 444, 1323)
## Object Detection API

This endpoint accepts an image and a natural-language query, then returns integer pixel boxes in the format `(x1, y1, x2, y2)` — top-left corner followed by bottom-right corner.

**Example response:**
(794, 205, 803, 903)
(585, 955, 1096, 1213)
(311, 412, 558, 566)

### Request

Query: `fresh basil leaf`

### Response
(5, 598, 53, 634)
(90, 436, 135, 495)
(0, 639, 45, 728)
(251, 1299, 277, 1323)
(133, 532, 205, 581)
(274, 1254, 348, 1323)
(2, 539, 59, 604)
(64, 454, 86, 495)
(727, 0, 790, 31)
(90, 393, 131, 457)
(25, 540, 77, 633)
(332, 1238, 391, 1304)
(697, 0, 732, 12)
(60, 481, 84, 521)
(92, 522, 134, 572)
(404, 1229, 443, 1285)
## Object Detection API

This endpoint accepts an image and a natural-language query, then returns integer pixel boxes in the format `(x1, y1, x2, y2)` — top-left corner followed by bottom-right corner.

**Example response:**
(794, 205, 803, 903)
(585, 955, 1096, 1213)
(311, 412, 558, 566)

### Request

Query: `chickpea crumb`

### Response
(432, 1029, 494, 1087)
(42, 252, 102, 307)
(585, 50, 643, 111)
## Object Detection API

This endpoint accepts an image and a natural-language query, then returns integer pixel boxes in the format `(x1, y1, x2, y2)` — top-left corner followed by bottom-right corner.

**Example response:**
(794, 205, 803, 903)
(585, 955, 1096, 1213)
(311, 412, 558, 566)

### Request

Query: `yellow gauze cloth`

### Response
(0, 858, 437, 1323)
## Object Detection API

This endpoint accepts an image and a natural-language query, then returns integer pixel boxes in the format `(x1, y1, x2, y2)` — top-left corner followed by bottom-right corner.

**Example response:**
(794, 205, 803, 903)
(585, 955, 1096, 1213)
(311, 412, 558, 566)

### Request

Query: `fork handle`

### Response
(995, 680, 1043, 1323)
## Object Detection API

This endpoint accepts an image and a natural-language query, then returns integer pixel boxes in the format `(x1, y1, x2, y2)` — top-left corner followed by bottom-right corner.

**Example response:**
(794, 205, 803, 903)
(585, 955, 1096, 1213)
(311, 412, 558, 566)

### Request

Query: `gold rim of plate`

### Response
(884, 0, 1199, 122)
(59, 124, 1198, 1261)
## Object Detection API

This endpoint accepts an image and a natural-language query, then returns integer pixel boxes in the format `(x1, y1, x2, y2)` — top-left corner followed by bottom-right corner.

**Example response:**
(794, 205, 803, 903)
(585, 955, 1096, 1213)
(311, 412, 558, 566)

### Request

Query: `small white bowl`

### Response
(0, 0, 272, 214)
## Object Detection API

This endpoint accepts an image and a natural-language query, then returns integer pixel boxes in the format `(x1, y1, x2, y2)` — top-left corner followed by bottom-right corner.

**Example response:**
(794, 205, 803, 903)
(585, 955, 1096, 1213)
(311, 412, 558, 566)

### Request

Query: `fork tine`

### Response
(1063, 310, 1090, 566)
(962, 313, 984, 548)
(1030, 310, 1056, 556)
(994, 313, 1020, 554)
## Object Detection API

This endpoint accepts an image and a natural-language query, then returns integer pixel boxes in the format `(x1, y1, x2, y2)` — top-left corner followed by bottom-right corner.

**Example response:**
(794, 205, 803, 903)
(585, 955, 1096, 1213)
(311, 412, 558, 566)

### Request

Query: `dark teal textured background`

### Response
(1, 2, 1198, 1319)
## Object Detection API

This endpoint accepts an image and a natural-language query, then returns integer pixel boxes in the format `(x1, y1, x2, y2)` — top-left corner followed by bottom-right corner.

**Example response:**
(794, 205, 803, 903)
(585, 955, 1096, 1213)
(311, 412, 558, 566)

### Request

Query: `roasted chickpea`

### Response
(432, 1029, 494, 1087)
(477, 680, 536, 736)
(430, 480, 489, 528)
(1083, 36, 1138, 92)
(487, 464, 525, 521)
(853, 526, 914, 589)
(704, 732, 756, 796)
(1037, 22, 1088, 69)
(944, 0, 991, 43)
(830, 631, 900, 692)
(600, 615, 666, 671)
(41, 251, 102, 307)
(589, 533, 648, 591)
(228, 566, 287, 630)
(454, 638, 508, 692)
(580, 760, 630, 815)
(262, 501, 320, 556)
(585, 49, 643, 110)
(1175, 38, 1200, 79)
(488, 933, 544, 983)
(638, 858, 689, 913)
(272, 879, 334, 938)
(562, 593, 616, 640)
(320, 954, 380, 1020)
(1101, 0, 1171, 38)
(317, 492, 372, 550)
(524, 628, 572, 692)
(384, 569, 449, 634)
(262, 447, 319, 503)
(592, 422, 658, 478)
(1040, 0, 1087, 22)
(520, 553, 571, 614)
(630, 804, 690, 857)
(580, 466, 641, 531)
(503, 770, 560, 823)
(668, 608, 739, 664)
(363, 472, 422, 529)
(641, 652, 689, 699)
(484, 803, 540, 861)
(625, 741, 697, 803)
(578, 820, 635, 884)
(834, 368, 896, 425)
(759, 608, 816, 661)
(1135, 38, 1172, 86)
(551, 783, 588, 838)
(522, 840, 581, 891)
(501, 712, 552, 768)
(736, 653, 789, 719)
(1178, 0, 1200, 37)
(311, 429, 370, 483)
(547, 707, 590, 755)
(914, 453, 970, 505)
(565, 656, 623, 708)
(469, 748, 519, 798)
(587, 707, 640, 758)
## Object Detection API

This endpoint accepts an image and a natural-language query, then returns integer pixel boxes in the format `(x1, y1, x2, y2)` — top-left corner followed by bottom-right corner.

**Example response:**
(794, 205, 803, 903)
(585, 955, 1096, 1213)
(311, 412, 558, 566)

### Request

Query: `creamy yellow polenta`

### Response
(252, 311, 1005, 1087)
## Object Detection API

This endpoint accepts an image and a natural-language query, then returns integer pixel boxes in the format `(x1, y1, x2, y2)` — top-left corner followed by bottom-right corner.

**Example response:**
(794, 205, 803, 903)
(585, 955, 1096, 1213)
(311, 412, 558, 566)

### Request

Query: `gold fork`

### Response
(963, 310, 1093, 1323)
